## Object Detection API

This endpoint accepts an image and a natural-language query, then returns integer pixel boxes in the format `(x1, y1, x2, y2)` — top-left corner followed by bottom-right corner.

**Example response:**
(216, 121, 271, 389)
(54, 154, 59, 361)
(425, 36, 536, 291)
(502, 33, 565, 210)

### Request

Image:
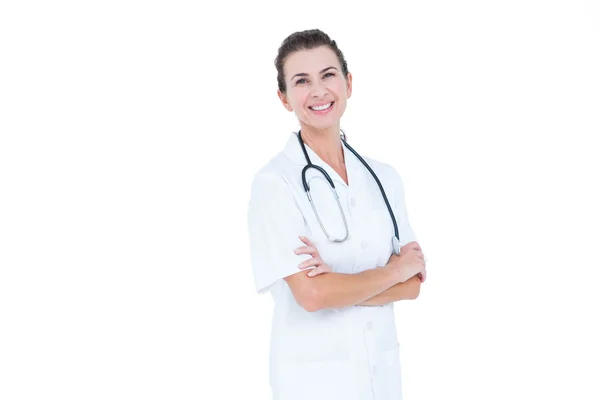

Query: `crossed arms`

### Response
(284, 266, 421, 312)
(283, 238, 424, 312)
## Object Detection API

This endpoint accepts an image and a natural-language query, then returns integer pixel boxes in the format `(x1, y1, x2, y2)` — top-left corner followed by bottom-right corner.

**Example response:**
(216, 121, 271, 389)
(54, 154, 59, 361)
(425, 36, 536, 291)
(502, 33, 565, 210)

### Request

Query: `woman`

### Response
(247, 29, 427, 400)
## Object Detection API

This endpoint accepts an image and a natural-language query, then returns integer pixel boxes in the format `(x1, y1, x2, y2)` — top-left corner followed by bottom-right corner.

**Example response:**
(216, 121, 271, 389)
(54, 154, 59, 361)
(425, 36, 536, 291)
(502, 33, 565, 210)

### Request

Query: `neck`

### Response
(299, 124, 345, 168)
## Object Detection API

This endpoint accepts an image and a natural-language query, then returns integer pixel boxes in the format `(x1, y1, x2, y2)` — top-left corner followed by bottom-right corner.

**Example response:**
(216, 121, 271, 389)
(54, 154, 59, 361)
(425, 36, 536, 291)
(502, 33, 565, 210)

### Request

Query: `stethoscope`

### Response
(297, 129, 401, 256)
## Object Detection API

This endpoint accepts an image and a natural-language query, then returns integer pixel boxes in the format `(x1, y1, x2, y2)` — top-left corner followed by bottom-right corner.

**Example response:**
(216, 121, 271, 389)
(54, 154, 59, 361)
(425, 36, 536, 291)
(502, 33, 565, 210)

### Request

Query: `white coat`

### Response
(247, 131, 418, 400)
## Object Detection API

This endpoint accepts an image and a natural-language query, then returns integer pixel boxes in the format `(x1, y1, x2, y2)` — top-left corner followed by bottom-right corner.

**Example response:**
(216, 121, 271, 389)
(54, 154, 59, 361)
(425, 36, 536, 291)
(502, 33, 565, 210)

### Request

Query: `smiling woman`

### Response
(247, 29, 426, 400)
(275, 38, 352, 133)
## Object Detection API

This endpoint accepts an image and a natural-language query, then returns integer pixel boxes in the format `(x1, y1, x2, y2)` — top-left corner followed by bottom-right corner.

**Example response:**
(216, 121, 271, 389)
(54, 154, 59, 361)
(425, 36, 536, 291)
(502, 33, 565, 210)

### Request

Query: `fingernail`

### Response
(308, 271, 315, 277)
(294, 249, 299, 254)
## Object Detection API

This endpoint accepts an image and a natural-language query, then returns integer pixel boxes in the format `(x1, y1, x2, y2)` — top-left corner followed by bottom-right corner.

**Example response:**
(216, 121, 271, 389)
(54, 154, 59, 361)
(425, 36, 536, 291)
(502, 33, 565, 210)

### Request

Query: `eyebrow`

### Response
(290, 66, 338, 82)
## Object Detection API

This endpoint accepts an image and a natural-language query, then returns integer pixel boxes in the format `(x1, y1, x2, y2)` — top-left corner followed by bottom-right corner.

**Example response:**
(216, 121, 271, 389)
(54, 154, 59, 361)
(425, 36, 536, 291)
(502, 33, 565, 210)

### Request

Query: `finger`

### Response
(298, 236, 313, 246)
(411, 249, 424, 259)
(307, 265, 329, 277)
(294, 245, 317, 257)
(298, 257, 322, 270)
(401, 244, 421, 255)
(405, 241, 421, 251)
(400, 243, 415, 252)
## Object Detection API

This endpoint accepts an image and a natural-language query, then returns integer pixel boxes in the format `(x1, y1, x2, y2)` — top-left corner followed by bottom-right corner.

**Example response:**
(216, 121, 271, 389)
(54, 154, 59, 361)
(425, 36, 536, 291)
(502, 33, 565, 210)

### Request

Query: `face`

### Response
(278, 46, 352, 131)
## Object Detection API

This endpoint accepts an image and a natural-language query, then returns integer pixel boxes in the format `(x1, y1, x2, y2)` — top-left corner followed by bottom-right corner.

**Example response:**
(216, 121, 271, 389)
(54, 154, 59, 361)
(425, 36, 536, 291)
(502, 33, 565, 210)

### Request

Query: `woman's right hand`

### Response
(387, 241, 426, 283)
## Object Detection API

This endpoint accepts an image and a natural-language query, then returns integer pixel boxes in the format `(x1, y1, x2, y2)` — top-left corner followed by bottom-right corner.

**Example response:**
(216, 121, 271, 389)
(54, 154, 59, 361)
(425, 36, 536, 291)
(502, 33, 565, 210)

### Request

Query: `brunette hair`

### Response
(274, 29, 350, 93)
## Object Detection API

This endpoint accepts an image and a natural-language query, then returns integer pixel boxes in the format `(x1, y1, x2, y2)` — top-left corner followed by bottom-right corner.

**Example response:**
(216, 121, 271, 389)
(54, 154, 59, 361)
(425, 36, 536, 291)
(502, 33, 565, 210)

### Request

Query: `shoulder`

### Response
(249, 152, 296, 198)
(361, 155, 403, 183)
(360, 154, 408, 201)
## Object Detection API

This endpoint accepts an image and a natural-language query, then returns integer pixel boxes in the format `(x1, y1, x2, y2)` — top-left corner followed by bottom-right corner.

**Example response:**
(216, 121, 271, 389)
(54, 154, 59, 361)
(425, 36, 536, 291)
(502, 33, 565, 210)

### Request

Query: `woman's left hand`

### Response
(400, 242, 427, 283)
(294, 236, 332, 277)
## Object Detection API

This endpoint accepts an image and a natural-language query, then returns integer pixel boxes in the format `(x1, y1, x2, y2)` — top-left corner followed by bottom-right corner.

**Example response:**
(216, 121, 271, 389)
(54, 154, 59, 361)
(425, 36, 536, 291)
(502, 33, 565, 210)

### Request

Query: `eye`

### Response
(296, 78, 307, 85)
(323, 72, 336, 78)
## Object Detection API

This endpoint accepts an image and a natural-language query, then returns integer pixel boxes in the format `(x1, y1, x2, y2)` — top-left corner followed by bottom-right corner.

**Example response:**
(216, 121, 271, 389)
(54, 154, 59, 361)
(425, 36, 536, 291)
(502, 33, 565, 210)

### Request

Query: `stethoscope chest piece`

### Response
(392, 236, 400, 256)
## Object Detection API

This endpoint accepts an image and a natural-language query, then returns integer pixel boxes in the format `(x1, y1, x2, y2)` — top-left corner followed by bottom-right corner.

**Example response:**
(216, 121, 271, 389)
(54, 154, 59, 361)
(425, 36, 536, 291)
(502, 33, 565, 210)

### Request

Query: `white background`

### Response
(1, 1, 599, 399)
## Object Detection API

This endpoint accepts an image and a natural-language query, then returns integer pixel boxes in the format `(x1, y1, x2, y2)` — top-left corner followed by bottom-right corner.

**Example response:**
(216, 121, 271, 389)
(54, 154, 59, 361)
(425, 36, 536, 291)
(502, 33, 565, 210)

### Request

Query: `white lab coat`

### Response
(247, 131, 418, 400)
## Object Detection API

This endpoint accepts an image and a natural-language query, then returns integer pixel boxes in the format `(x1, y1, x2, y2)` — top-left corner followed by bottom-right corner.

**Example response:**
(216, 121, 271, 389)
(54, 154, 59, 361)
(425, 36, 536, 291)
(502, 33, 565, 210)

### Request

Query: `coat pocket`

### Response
(371, 343, 403, 400)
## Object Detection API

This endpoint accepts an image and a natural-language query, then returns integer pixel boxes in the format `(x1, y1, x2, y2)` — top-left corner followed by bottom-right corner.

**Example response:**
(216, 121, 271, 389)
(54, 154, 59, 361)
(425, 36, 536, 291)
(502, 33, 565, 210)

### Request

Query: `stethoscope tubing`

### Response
(297, 130, 399, 244)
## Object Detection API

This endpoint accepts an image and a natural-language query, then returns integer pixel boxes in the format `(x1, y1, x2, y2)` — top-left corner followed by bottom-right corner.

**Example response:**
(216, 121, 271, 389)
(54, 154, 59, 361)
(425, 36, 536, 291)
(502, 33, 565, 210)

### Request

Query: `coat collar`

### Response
(282, 131, 362, 188)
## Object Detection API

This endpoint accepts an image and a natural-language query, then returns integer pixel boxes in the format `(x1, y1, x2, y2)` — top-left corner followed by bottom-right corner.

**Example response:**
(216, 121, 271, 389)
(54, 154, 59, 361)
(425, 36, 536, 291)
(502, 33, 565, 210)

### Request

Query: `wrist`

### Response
(384, 263, 405, 284)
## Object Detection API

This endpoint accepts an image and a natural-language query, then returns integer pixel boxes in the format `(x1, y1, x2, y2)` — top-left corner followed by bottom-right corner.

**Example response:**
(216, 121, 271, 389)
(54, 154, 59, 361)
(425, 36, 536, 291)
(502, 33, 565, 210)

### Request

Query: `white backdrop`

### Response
(1, 1, 599, 399)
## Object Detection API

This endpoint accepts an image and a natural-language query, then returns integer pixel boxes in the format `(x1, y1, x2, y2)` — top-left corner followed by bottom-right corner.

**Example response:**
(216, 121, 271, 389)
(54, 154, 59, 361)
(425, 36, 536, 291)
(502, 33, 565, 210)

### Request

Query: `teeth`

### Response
(310, 102, 332, 111)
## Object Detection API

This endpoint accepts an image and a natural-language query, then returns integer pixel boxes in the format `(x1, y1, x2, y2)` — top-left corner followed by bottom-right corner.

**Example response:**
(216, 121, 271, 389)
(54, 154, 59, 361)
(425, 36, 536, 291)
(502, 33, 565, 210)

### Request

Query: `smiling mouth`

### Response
(309, 101, 334, 112)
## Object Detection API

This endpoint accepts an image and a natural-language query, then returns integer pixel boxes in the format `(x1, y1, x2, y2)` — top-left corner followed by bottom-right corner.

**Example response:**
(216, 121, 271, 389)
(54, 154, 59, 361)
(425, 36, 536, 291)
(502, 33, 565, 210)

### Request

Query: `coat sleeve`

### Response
(247, 171, 312, 294)
(389, 166, 418, 246)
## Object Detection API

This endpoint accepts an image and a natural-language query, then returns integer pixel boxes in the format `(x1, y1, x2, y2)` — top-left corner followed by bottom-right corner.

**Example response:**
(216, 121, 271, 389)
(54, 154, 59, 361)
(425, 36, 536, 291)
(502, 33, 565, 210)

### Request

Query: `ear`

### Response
(277, 90, 293, 112)
(346, 72, 353, 99)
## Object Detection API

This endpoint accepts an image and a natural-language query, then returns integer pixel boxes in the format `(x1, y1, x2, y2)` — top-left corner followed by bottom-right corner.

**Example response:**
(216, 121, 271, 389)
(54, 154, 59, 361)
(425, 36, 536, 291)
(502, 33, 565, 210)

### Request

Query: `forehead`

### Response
(284, 46, 341, 78)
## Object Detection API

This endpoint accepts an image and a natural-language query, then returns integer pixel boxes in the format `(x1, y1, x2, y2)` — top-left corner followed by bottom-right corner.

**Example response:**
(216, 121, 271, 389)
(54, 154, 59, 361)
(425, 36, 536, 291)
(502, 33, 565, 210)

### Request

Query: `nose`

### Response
(309, 79, 327, 98)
